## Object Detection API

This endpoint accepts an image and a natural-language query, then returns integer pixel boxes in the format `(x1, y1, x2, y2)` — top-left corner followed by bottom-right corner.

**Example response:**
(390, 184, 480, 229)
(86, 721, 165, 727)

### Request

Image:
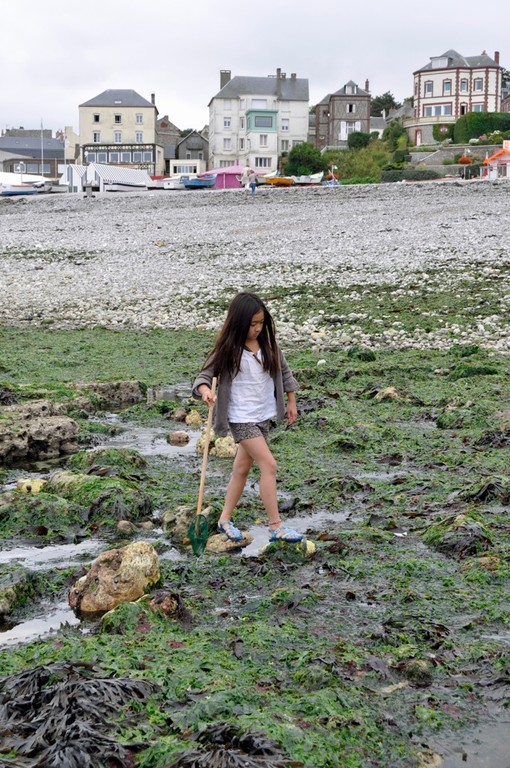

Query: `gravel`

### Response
(1, 181, 509, 351)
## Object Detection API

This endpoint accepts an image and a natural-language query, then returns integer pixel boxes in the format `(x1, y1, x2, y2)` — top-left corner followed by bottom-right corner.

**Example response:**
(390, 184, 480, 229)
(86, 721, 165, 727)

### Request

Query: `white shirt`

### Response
(228, 349, 277, 423)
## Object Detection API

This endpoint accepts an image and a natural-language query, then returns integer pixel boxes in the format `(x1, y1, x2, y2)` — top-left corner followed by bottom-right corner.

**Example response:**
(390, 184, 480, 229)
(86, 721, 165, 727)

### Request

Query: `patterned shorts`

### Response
(229, 420, 271, 443)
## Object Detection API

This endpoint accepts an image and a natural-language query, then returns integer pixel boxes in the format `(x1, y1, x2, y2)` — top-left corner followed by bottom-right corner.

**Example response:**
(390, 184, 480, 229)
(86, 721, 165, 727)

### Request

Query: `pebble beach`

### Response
(1, 181, 509, 351)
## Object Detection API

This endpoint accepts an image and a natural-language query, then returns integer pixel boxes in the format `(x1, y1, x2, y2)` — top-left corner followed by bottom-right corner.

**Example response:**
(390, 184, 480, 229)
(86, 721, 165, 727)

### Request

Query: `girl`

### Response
(193, 292, 303, 543)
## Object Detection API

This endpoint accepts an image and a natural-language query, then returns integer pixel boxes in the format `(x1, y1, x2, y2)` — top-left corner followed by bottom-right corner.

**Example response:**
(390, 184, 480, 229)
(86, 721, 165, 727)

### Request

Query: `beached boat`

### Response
(291, 172, 324, 186)
(0, 185, 39, 197)
(264, 175, 295, 187)
(163, 175, 195, 190)
(183, 174, 217, 189)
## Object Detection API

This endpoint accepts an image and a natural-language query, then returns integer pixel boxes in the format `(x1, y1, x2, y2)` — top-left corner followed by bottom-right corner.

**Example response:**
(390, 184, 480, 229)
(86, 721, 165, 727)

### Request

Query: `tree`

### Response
(283, 142, 326, 176)
(371, 92, 402, 117)
(347, 131, 371, 150)
(382, 119, 407, 151)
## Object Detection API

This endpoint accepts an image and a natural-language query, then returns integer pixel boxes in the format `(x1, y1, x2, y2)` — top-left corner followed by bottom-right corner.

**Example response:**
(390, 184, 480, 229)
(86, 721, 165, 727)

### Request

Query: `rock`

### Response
(210, 435, 237, 458)
(69, 541, 160, 615)
(167, 430, 190, 445)
(161, 505, 211, 540)
(117, 520, 137, 534)
(16, 478, 47, 494)
(374, 386, 401, 401)
(0, 567, 33, 618)
(206, 532, 253, 552)
(0, 399, 79, 464)
(172, 407, 188, 422)
(73, 380, 144, 409)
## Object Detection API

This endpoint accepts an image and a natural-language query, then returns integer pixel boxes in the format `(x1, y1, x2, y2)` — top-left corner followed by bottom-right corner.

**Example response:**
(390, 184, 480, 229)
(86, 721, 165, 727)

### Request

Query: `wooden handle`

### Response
(196, 377, 217, 516)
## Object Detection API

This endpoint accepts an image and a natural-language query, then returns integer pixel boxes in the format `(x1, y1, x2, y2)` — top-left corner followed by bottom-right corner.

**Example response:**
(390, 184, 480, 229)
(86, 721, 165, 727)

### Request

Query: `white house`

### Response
(406, 49, 502, 145)
(208, 69, 309, 172)
(79, 89, 164, 174)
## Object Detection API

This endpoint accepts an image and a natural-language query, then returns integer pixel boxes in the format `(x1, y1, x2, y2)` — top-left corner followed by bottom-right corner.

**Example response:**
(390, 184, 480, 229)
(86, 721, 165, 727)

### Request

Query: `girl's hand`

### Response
(286, 402, 298, 425)
(199, 386, 216, 407)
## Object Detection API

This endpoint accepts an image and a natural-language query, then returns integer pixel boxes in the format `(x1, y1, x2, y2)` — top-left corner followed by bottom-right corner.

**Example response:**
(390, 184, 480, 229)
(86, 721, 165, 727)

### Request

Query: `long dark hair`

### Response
(204, 292, 280, 378)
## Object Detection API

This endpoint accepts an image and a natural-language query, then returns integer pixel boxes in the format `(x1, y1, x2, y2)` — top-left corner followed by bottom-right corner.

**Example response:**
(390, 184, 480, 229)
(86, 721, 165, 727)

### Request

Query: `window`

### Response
(114, 114, 122, 124)
(424, 81, 433, 96)
(281, 118, 289, 131)
(85, 152, 96, 162)
(93, 114, 100, 123)
(460, 79, 469, 93)
(239, 138, 245, 150)
(224, 117, 231, 129)
(109, 152, 120, 163)
(240, 117, 245, 129)
(260, 134, 268, 147)
(292, 140, 303, 147)
(254, 115, 273, 128)
(255, 157, 272, 168)
(281, 139, 289, 152)
(121, 151, 131, 162)
(174, 164, 198, 173)
(186, 152, 191, 160)
(219, 160, 231, 167)
(135, 132, 143, 143)
(133, 151, 143, 162)
(239, 99, 245, 109)
(198, 151, 203, 160)
(423, 104, 452, 116)
(143, 151, 153, 162)
(348, 103, 355, 113)
(223, 138, 232, 150)
(473, 78, 483, 92)
(252, 99, 267, 109)
(114, 131, 122, 143)
(93, 131, 101, 143)
(472, 104, 484, 112)
(136, 113, 143, 124)
(97, 152, 107, 163)
(443, 80, 451, 95)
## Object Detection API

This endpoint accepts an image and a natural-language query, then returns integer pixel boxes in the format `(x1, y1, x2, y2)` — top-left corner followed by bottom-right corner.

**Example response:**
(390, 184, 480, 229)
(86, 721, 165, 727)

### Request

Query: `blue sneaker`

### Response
(217, 520, 243, 542)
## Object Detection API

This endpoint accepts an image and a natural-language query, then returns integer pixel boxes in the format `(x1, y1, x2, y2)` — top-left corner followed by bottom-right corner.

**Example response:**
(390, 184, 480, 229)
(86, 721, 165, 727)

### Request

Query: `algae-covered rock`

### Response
(73, 380, 144, 408)
(0, 566, 34, 618)
(210, 435, 237, 458)
(69, 540, 160, 615)
(185, 409, 204, 428)
(67, 447, 148, 478)
(47, 469, 151, 525)
(0, 491, 79, 540)
(423, 512, 492, 558)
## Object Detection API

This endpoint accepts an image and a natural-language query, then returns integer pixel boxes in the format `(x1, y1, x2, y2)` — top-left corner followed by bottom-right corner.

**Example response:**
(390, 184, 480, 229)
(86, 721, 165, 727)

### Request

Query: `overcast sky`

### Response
(1, 0, 507, 134)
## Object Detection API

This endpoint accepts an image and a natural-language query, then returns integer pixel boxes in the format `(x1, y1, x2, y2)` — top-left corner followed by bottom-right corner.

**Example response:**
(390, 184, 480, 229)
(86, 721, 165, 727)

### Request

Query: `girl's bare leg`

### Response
(218, 442, 253, 524)
(230, 436, 280, 526)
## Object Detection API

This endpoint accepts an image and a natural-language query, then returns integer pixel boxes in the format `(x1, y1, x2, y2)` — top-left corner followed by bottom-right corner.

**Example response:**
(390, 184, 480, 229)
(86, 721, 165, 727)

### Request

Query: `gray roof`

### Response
(0, 136, 63, 159)
(210, 75, 309, 104)
(415, 49, 499, 73)
(79, 89, 155, 108)
(331, 81, 370, 97)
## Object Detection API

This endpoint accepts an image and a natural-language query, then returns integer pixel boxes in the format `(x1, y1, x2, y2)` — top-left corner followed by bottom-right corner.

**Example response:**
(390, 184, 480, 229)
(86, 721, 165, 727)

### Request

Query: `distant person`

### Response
(248, 170, 257, 196)
(193, 292, 303, 543)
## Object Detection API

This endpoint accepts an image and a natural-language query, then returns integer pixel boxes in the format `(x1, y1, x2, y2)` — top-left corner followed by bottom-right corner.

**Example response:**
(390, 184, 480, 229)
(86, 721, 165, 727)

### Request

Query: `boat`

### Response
(291, 172, 324, 186)
(183, 174, 217, 189)
(0, 185, 39, 197)
(104, 183, 147, 192)
(163, 175, 195, 190)
(264, 175, 295, 187)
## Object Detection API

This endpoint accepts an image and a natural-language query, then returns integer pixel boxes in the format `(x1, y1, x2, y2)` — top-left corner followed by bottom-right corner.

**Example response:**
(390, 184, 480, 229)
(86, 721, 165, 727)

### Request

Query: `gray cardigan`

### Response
(192, 346, 298, 437)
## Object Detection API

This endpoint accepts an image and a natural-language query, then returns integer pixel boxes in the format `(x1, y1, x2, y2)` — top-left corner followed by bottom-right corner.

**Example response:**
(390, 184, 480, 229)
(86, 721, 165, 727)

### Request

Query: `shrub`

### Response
(458, 155, 473, 165)
(347, 131, 371, 150)
(341, 177, 379, 185)
(381, 168, 441, 183)
(454, 112, 510, 143)
(433, 124, 455, 142)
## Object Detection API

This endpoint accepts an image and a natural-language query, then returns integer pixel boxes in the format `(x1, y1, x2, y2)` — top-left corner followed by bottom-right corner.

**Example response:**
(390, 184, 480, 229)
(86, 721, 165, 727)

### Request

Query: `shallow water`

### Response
(437, 722, 510, 767)
(93, 413, 200, 457)
(0, 600, 81, 647)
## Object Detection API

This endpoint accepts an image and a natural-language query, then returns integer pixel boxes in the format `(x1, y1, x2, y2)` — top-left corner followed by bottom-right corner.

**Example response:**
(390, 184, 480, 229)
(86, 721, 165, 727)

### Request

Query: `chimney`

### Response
(365, 79, 370, 92)
(151, 93, 155, 105)
(291, 73, 296, 80)
(495, 50, 500, 65)
(220, 70, 231, 89)
(276, 67, 281, 80)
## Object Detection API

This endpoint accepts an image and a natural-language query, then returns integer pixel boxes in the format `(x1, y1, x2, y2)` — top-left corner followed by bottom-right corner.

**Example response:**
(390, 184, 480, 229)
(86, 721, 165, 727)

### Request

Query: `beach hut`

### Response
(207, 164, 251, 189)
(483, 140, 510, 180)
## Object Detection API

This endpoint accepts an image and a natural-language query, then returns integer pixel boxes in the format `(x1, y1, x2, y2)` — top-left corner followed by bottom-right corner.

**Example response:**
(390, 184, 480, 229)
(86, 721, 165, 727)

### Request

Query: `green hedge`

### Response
(381, 169, 441, 183)
(433, 124, 455, 142)
(454, 113, 510, 143)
